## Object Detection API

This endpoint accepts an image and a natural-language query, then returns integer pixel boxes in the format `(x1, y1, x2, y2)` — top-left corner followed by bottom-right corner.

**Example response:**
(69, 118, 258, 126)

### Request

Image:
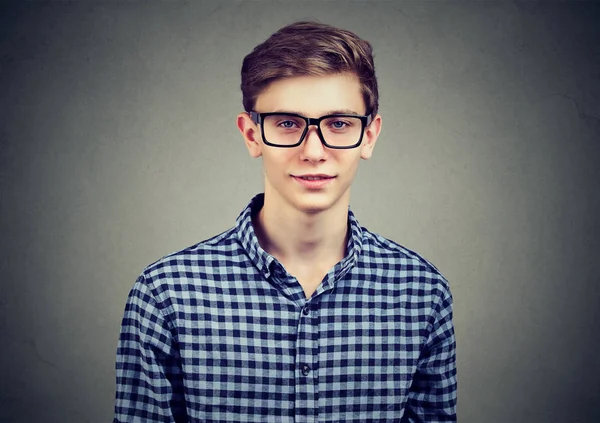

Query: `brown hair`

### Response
(241, 21, 379, 118)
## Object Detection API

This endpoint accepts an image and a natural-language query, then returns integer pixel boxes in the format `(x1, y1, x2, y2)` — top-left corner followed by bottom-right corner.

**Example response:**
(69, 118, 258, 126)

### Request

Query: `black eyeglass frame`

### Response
(248, 111, 373, 149)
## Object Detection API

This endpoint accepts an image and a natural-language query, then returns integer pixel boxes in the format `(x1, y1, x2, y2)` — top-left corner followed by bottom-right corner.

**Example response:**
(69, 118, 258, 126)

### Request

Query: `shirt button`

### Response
(301, 364, 311, 376)
(302, 305, 310, 315)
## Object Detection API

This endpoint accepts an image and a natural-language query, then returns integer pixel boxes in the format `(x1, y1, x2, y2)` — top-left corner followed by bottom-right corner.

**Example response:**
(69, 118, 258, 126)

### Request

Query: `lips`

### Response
(294, 174, 335, 180)
(292, 174, 336, 189)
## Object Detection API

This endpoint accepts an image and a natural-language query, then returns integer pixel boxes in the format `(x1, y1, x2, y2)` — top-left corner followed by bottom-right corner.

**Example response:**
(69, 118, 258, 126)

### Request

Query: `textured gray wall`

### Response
(1, 1, 599, 422)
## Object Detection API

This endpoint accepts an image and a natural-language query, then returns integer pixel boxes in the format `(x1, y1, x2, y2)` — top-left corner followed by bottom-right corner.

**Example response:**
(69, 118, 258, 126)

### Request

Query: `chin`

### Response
(292, 194, 340, 214)
(298, 204, 328, 214)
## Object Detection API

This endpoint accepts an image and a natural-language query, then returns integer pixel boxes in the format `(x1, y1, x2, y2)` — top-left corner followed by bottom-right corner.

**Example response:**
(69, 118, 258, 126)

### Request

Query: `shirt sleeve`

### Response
(402, 283, 458, 422)
(114, 274, 188, 423)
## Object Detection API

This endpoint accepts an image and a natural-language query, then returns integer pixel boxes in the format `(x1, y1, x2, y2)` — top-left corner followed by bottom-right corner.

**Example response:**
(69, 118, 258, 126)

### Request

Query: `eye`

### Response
(330, 120, 348, 129)
(326, 119, 354, 131)
(278, 120, 298, 129)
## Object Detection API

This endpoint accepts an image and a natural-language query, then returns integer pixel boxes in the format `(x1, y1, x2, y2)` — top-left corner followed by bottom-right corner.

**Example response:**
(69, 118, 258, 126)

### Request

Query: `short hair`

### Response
(241, 21, 379, 118)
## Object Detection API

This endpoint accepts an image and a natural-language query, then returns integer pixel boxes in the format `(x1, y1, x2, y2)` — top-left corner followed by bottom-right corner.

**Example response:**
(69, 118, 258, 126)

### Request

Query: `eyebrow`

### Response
(272, 108, 362, 116)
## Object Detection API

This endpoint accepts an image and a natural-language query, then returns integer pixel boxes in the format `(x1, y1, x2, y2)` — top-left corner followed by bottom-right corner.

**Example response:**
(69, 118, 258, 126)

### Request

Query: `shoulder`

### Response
(135, 226, 241, 291)
(360, 226, 451, 296)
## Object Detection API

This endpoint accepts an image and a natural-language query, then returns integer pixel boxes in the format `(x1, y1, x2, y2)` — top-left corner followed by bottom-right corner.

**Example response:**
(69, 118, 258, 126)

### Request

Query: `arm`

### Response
(403, 284, 457, 422)
(114, 274, 188, 423)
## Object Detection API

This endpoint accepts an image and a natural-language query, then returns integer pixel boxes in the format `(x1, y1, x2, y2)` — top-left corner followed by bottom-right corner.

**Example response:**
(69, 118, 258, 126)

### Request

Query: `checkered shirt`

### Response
(115, 193, 457, 422)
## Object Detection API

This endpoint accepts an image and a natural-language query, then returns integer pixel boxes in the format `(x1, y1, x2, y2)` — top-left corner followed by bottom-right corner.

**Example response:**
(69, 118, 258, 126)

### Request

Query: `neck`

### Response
(253, 192, 350, 268)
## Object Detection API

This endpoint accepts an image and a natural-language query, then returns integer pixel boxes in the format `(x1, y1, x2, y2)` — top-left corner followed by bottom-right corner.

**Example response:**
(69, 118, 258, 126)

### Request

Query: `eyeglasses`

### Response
(249, 111, 372, 149)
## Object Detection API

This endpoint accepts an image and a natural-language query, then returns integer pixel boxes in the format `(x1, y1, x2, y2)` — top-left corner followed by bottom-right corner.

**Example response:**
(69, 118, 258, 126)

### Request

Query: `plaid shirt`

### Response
(115, 193, 457, 422)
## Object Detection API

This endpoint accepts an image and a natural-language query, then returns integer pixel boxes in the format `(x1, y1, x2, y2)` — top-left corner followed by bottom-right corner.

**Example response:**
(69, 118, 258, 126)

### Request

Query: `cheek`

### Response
(338, 154, 361, 174)
(262, 151, 293, 174)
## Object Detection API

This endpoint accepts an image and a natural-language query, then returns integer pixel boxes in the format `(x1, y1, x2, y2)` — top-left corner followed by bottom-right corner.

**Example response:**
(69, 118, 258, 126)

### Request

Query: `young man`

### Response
(115, 21, 457, 422)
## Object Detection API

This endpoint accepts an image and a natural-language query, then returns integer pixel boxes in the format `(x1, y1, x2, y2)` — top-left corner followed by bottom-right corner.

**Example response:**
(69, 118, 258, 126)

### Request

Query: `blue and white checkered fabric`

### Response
(115, 193, 457, 422)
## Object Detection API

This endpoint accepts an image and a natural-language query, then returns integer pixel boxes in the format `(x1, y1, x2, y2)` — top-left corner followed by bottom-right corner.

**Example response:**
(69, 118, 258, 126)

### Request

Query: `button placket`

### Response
(294, 301, 319, 422)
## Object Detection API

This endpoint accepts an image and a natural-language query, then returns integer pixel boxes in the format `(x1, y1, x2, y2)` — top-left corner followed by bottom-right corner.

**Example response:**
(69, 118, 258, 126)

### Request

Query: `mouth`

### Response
(291, 174, 336, 189)
(293, 174, 336, 181)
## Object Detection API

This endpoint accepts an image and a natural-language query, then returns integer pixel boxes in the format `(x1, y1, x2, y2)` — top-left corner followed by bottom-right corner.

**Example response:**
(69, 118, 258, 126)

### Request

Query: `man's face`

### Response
(238, 73, 381, 214)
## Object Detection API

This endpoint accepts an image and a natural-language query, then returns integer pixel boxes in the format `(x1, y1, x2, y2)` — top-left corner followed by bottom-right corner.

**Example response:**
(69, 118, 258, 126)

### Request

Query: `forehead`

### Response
(255, 73, 365, 116)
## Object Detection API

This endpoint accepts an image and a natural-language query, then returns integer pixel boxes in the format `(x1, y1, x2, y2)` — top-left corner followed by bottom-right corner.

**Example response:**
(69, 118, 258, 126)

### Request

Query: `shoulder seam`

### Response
(135, 272, 176, 334)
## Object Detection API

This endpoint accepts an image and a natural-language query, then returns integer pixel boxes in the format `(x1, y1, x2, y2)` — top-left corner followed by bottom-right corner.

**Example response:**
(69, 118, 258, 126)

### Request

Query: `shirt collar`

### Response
(234, 193, 363, 280)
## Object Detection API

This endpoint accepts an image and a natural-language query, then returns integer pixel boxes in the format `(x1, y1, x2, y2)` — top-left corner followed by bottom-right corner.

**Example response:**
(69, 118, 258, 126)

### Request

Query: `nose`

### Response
(300, 126, 327, 162)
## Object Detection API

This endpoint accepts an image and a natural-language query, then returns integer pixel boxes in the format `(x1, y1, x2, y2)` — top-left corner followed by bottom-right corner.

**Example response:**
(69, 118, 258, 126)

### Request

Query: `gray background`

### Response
(1, 1, 599, 422)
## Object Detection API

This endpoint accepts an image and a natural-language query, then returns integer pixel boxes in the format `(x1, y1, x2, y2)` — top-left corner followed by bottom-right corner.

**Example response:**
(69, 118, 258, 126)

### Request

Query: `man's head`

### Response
(237, 21, 382, 215)
(240, 20, 379, 120)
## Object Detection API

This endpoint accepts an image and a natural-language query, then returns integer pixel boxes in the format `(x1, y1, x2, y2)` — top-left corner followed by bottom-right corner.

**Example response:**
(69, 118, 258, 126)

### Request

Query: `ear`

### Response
(237, 112, 262, 158)
(360, 114, 382, 160)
